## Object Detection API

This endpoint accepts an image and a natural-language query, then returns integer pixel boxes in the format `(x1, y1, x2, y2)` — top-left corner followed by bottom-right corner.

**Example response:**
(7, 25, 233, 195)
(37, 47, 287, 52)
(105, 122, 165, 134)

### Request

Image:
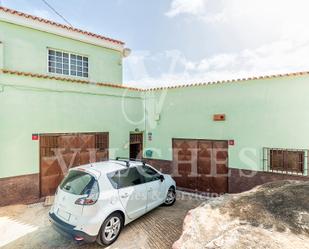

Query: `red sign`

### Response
(229, 140, 235, 146)
(32, 134, 39, 140)
(213, 114, 226, 121)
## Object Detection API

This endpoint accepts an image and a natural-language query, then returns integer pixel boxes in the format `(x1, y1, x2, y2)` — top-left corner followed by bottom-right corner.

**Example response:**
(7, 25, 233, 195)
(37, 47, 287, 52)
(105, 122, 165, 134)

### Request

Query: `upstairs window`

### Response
(48, 49, 88, 78)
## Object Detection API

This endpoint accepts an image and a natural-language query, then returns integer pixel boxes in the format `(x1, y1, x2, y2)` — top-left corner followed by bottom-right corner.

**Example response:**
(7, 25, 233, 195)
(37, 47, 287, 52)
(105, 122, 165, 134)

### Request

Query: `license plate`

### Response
(57, 208, 71, 221)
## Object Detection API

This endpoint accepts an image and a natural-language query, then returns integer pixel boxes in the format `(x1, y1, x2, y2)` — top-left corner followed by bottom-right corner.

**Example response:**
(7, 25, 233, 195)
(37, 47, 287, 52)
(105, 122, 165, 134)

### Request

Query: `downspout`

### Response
(143, 91, 147, 157)
(0, 41, 4, 70)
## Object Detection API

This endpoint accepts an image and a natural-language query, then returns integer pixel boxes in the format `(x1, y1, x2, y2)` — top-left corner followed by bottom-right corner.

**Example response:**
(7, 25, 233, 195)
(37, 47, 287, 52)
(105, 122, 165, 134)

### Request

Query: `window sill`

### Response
(266, 169, 305, 176)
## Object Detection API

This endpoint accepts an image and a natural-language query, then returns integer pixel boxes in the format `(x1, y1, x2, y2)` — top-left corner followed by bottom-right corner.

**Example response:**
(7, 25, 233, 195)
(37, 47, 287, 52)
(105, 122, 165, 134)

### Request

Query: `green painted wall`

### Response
(0, 73, 144, 178)
(0, 21, 123, 84)
(1, 73, 309, 178)
(143, 75, 309, 174)
(1, 19, 308, 179)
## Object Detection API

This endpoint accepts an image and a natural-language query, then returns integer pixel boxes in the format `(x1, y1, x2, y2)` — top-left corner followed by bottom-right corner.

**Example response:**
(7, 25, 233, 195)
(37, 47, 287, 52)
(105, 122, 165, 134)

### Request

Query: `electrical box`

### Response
(213, 114, 226, 121)
(155, 114, 161, 121)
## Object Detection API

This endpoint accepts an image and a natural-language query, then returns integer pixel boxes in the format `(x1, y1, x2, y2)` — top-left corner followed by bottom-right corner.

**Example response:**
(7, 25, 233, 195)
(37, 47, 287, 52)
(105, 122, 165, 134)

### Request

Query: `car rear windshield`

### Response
(60, 170, 96, 195)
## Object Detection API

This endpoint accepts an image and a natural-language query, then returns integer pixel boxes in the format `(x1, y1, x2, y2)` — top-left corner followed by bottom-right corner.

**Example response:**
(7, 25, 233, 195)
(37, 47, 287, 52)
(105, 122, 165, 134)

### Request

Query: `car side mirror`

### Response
(159, 175, 165, 182)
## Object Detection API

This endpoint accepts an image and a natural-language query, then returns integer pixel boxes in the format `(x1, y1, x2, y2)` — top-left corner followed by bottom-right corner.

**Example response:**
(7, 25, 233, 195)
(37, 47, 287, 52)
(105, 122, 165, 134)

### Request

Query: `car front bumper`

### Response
(49, 212, 97, 243)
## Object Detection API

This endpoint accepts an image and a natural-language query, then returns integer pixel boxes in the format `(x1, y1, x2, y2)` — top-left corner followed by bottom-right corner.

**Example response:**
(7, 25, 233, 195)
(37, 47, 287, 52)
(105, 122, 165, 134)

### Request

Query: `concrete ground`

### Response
(0, 193, 204, 249)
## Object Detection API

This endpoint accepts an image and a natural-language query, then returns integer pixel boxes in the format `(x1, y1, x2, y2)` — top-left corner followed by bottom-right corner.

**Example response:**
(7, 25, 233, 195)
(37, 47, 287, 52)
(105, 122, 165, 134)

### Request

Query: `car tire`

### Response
(163, 187, 176, 206)
(97, 212, 124, 246)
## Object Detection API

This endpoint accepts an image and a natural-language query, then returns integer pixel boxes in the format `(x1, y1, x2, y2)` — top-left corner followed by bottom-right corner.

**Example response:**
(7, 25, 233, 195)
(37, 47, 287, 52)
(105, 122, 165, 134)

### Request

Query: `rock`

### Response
(173, 180, 309, 249)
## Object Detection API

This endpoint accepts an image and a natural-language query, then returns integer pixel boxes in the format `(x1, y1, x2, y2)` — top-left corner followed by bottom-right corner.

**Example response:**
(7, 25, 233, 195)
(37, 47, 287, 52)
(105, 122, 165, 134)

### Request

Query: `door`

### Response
(172, 139, 228, 194)
(139, 165, 164, 211)
(210, 141, 228, 193)
(130, 133, 143, 159)
(40, 132, 109, 197)
(197, 140, 212, 192)
(117, 167, 147, 220)
(172, 139, 198, 190)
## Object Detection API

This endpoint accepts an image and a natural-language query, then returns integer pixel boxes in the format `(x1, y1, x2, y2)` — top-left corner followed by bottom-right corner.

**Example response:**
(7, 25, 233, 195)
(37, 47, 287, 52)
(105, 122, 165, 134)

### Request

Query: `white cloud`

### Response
(124, 36, 309, 88)
(124, 0, 309, 88)
(165, 0, 207, 17)
(166, 0, 309, 42)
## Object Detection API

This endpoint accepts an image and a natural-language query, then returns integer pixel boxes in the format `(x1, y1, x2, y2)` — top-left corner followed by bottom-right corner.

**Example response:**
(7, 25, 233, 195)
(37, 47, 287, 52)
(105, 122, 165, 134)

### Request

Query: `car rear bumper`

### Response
(49, 212, 97, 243)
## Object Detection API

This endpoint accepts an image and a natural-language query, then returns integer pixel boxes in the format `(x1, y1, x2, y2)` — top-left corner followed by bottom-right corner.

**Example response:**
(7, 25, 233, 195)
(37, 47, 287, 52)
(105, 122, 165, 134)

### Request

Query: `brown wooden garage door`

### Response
(172, 139, 228, 194)
(40, 132, 108, 197)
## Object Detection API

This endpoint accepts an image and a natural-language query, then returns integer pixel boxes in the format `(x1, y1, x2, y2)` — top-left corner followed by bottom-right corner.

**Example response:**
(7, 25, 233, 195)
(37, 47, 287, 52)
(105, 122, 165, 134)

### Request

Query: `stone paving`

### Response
(0, 193, 204, 249)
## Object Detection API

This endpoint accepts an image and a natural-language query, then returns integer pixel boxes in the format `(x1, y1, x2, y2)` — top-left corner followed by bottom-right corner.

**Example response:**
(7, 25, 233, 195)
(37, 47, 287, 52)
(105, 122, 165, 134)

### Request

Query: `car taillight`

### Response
(75, 181, 99, 206)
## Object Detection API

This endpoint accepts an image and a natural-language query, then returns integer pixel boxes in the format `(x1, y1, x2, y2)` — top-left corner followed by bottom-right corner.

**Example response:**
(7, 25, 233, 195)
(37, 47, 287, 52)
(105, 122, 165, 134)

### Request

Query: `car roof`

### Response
(71, 160, 146, 178)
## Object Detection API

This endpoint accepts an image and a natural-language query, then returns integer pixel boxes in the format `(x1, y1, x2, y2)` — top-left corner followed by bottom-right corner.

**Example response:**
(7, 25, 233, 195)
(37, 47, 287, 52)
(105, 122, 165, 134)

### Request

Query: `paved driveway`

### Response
(0, 193, 203, 249)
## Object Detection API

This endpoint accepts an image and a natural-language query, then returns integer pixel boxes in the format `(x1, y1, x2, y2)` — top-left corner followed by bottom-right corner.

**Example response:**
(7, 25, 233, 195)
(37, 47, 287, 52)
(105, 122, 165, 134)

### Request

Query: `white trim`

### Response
(0, 11, 125, 52)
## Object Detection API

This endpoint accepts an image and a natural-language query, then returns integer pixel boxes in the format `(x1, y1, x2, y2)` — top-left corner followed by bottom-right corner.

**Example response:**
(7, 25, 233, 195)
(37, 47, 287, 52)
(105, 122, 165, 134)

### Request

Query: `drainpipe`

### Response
(143, 91, 147, 158)
(0, 41, 3, 70)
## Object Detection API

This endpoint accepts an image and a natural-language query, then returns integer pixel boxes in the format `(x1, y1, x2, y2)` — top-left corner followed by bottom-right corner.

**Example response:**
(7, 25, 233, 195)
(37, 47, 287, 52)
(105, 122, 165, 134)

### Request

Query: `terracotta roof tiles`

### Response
(0, 6, 124, 45)
(0, 69, 142, 91)
(1, 69, 309, 92)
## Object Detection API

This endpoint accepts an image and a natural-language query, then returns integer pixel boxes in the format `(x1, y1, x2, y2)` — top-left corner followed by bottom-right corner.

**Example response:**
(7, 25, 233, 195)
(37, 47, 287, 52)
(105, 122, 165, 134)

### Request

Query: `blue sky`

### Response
(2, 0, 309, 87)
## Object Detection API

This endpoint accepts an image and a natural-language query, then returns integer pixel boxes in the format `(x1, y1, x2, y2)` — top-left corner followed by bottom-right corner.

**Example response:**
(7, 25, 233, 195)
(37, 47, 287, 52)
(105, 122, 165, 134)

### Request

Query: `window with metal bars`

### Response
(48, 49, 88, 78)
(263, 148, 307, 175)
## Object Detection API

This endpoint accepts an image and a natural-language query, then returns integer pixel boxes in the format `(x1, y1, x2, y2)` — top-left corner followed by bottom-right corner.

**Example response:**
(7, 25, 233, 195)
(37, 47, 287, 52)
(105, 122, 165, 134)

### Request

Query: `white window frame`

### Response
(47, 48, 89, 78)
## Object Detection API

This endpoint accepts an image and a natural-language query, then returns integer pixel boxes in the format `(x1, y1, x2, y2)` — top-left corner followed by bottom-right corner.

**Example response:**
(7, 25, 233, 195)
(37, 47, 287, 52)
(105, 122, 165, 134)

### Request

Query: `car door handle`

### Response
(121, 193, 129, 198)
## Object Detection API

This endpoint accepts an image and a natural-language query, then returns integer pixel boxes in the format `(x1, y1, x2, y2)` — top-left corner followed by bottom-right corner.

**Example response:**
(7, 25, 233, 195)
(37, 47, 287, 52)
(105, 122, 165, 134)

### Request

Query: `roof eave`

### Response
(0, 7, 125, 52)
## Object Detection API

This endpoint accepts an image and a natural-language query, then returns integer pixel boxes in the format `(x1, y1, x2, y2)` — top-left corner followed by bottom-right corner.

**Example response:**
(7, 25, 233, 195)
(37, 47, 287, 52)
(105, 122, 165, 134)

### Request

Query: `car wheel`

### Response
(164, 187, 176, 206)
(97, 212, 123, 246)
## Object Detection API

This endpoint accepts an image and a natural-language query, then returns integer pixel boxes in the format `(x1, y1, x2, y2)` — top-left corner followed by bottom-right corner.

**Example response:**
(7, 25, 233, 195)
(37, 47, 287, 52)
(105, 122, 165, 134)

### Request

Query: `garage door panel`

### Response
(79, 135, 95, 151)
(174, 176, 186, 188)
(61, 151, 80, 168)
(40, 132, 109, 197)
(40, 157, 63, 196)
(96, 151, 108, 162)
(41, 157, 61, 175)
(198, 141, 212, 175)
(213, 141, 228, 175)
(211, 176, 228, 194)
(173, 139, 198, 190)
(213, 141, 228, 158)
(197, 176, 212, 192)
(186, 177, 198, 190)
(178, 163, 193, 175)
(58, 135, 79, 152)
(197, 159, 211, 175)
(173, 139, 228, 194)
(198, 141, 212, 154)
(216, 163, 228, 174)
(41, 175, 63, 197)
(79, 151, 92, 165)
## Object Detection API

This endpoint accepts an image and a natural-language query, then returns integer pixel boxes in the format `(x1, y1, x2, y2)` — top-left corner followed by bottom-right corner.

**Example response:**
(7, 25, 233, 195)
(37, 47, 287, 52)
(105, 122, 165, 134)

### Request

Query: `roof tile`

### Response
(0, 7, 124, 45)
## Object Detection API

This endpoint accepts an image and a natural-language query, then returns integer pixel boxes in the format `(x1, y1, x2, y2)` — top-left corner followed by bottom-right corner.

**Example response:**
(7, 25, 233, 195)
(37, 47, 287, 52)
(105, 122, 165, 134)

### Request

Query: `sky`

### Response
(2, 0, 309, 87)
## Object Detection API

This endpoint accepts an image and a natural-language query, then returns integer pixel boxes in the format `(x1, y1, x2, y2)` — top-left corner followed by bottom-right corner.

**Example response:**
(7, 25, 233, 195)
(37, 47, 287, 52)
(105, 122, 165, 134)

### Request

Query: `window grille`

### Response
(48, 49, 88, 78)
(263, 148, 307, 176)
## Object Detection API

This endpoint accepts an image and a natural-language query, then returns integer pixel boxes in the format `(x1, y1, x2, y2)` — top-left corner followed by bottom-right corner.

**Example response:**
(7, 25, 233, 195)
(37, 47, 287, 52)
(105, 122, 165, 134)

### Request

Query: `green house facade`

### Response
(0, 7, 308, 206)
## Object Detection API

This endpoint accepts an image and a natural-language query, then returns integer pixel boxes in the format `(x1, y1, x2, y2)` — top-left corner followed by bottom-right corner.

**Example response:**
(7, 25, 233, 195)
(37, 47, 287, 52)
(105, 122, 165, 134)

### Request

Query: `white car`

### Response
(49, 158, 176, 246)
